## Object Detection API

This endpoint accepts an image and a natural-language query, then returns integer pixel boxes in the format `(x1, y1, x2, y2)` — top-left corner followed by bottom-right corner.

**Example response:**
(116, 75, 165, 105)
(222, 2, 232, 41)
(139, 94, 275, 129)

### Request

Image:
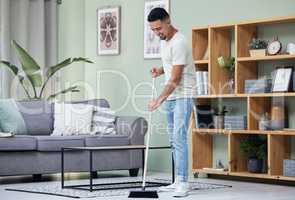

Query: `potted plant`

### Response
(248, 38, 268, 57)
(240, 135, 267, 173)
(0, 40, 93, 100)
(217, 56, 235, 93)
(212, 104, 228, 129)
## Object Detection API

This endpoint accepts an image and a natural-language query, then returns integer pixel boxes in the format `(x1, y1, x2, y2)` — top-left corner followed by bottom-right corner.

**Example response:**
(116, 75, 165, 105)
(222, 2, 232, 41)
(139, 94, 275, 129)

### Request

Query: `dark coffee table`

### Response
(61, 145, 174, 192)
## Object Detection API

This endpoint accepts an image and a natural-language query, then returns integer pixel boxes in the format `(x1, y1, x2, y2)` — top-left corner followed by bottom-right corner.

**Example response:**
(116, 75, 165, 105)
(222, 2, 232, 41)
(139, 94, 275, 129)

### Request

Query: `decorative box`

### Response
(283, 159, 295, 177)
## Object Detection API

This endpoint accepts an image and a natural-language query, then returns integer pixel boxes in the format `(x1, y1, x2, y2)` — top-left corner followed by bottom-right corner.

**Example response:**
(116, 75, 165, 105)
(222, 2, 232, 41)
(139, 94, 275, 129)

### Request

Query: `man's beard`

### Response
(159, 35, 166, 40)
(158, 33, 166, 40)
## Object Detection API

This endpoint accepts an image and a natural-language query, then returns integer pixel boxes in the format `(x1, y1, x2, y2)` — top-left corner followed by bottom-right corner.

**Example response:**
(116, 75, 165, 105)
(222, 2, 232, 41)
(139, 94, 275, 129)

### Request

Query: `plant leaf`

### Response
(72, 57, 93, 63)
(46, 57, 93, 79)
(11, 40, 42, 87)
(46, 86, 80, 100)
(0, 61, 19, 75)
(46, 58, 71, 78)
(0, 61, 33, 98)
(29, 73, 43, 86)
(17, 75, 24, 83)
(11, 40, 41, 75)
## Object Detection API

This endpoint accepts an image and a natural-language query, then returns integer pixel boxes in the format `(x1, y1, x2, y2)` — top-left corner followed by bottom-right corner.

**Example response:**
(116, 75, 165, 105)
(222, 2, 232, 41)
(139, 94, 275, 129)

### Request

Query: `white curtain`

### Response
(0, 0, 58, 98)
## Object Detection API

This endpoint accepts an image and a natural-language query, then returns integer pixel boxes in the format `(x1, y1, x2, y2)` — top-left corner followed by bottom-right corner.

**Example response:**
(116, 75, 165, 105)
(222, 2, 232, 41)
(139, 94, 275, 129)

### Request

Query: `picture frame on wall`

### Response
(144, 0, 170, 59)
(97, 6, 120, 55)
(272, 67, 293, 92)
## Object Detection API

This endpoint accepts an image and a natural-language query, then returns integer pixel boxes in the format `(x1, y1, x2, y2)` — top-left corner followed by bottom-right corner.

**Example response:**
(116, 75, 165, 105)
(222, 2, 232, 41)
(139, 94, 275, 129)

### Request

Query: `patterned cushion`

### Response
(92, 106, 116, 135)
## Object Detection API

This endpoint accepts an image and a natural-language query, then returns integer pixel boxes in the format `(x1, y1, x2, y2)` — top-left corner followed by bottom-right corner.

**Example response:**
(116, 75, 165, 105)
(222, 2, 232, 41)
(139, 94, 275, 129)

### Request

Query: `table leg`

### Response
(61, 148, 64, 188)
(172, 153, 175, 183)
(89, 150, 93, 192)
(142, 149, 145, 178)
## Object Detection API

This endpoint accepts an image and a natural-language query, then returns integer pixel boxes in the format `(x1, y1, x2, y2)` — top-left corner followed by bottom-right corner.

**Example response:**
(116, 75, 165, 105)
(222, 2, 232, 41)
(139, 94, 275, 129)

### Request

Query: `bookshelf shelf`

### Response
(193, 128, 228, 134)
(191, 15, 295, 183)
(194, 92, 295, 98)
(192, 26, 209, 31)
(194, 60, 209, 64)
(193, 129, 295, 136)
(240, 93, 295, 97)
(237, 15, 295, 26)
(237, 54, 295, 62)
(193, 168, 229, 175)
(278, 176, 295, 181)
(195, 94, 238, 98)
(229, 172, 273, 179)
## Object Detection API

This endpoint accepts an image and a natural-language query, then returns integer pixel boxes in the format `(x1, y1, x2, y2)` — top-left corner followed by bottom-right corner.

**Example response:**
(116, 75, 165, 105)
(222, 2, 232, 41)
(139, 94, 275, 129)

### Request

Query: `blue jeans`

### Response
(165, 98, 193, 182)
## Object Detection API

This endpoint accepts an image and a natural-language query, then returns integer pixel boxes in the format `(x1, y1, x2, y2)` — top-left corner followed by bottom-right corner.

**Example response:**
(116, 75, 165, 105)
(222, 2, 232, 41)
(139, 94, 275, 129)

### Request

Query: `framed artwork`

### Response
(272, 67, 293, 92)
(144, 0, 170, 59)
(97, 6, 120, 55)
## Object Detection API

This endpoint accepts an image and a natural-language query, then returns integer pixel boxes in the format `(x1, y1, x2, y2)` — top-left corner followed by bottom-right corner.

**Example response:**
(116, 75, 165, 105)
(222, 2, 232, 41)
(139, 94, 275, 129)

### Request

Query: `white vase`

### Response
(213, 115, 224, 129)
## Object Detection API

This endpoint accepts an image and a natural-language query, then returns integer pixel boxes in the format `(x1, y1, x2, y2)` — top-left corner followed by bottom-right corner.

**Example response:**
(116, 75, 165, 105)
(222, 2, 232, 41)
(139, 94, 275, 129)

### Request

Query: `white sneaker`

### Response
(159, 182, 178, 192)
(173, 182, 191, 198)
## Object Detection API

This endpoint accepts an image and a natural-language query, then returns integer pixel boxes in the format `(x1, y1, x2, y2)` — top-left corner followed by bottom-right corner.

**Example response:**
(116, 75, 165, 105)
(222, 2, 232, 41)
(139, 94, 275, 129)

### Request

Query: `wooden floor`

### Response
(0, 171, 294, 200)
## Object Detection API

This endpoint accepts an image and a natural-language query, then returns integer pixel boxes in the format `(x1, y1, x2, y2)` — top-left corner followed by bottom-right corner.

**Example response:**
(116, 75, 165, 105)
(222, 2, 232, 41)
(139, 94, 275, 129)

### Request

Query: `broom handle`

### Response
(142, 77, 156, 189)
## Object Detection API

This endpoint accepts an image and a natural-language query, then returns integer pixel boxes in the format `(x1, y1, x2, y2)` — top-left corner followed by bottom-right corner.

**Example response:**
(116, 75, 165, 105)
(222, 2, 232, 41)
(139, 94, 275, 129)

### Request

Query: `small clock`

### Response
(267, 36, 282, 55)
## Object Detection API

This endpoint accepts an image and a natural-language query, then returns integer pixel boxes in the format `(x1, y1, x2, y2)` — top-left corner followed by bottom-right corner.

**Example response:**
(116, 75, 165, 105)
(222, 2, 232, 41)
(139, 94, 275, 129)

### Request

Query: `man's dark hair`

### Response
(147, 7, 169, 22)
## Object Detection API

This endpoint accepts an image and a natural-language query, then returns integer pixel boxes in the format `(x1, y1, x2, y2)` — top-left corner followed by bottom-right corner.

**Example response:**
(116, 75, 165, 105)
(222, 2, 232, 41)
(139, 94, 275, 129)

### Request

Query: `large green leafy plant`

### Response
(240, 135, 267, 159)
(0, 40, 93, 100)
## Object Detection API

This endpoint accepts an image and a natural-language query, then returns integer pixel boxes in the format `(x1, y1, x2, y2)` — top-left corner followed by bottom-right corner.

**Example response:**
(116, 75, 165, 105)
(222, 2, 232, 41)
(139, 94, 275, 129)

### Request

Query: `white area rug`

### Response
(5, 176, 231, 198)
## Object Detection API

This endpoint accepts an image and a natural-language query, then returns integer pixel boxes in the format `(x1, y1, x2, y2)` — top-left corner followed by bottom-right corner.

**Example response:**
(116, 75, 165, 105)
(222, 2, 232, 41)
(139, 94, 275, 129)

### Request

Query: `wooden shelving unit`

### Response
(191, 16, 295, 182)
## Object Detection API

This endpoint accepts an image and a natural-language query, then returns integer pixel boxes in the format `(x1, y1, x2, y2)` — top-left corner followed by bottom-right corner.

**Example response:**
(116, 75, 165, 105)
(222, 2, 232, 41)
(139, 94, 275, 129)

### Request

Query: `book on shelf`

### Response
(0, 132, 14, 138)
(195, 71, 208, 95)
(244, 78, 272, 94)
(193, 104, 214, 129)
(224, 115, 247, 130)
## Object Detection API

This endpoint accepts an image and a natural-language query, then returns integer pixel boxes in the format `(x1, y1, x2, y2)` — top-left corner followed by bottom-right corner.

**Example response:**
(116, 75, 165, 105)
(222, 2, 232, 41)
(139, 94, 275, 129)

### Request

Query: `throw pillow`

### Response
(0, 99, 27, 134)
(52, 103, 94, 136)
(92, 106, 116, 135)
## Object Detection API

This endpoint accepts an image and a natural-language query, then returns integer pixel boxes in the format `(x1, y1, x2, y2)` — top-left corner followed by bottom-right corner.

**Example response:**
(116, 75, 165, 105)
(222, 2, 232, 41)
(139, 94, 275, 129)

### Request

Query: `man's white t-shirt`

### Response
(161, 32, 196, 100)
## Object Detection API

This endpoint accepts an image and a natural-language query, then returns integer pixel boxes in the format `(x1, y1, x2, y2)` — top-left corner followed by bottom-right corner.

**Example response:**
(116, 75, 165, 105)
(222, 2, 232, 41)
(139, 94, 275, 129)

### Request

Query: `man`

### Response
(147, 7, 196, 197)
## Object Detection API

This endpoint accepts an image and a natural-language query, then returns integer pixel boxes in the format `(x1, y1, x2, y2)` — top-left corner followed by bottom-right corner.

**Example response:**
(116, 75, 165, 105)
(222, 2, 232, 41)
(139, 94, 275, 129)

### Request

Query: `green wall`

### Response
(60, 0, 295, 173)
(58, 0, 85, 100)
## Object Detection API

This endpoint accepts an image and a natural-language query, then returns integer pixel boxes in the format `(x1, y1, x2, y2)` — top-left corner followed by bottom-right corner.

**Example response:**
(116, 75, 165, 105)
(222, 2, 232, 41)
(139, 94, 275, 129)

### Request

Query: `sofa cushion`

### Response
(0, 99, 27, 134)
(36, 136, 85, 151)
(85, 135, 130, 147)
(17, 100, 53, 135)
(92, 106, 116, 135)
(70, 99, 110, 108)
(52, 103, 94, 136)
(0, 135, 37, 151)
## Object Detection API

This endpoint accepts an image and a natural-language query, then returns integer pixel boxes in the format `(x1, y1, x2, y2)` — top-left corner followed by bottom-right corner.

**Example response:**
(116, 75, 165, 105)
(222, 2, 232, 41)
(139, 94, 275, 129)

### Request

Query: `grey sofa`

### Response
(0, 99, 147, 179)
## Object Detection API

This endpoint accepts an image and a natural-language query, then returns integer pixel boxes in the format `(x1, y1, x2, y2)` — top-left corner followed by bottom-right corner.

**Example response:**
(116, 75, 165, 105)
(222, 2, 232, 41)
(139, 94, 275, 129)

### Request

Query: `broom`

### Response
(128, 77, 158, 198)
